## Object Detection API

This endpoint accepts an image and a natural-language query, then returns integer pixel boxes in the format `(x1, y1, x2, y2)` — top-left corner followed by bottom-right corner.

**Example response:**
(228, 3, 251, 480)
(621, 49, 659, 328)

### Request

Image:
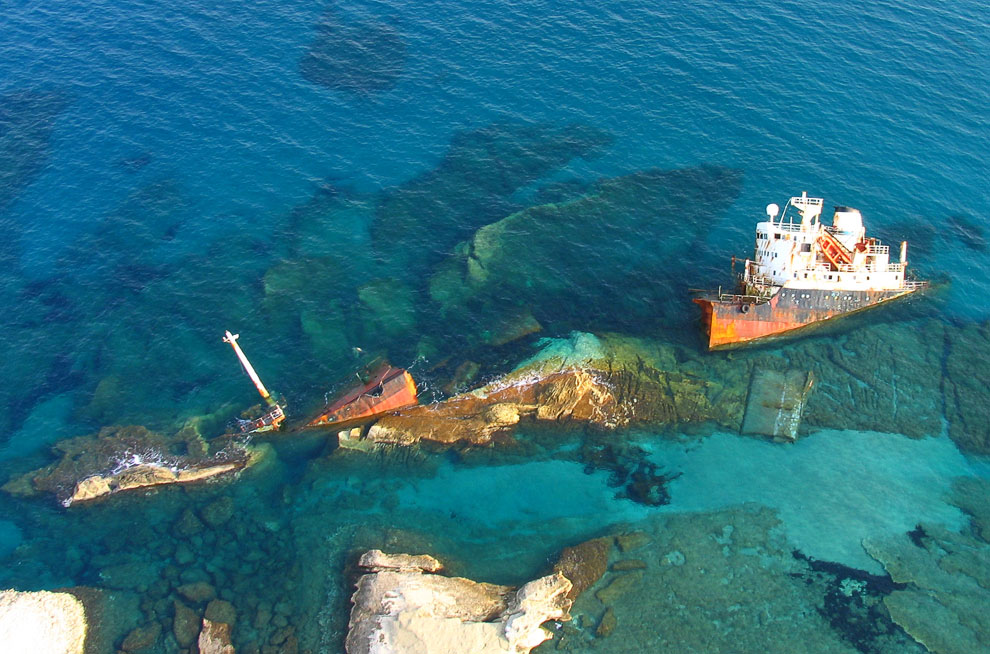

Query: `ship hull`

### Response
(307, 364, 418, 428)
(694, 286, 916, 350)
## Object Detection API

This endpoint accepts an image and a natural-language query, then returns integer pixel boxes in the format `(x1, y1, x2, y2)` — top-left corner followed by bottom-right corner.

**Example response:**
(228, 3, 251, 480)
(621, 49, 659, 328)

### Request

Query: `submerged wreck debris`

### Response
(361, 368, 626, 448)
(222, 330, 286, 433)
(741, 369, 815, 441)
(1, 425, 261, 506)
(344, 549, 573, 654)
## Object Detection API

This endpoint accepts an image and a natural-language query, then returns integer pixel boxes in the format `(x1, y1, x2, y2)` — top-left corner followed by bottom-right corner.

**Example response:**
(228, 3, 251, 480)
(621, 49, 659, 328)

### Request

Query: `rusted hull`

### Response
(307, 365, 418, 428)
(695, 286, 915, 350)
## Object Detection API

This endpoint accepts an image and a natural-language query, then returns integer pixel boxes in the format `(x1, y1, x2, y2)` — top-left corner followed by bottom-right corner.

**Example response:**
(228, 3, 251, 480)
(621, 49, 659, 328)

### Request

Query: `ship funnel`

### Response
(900, 241, 908, 264)
(766, 203, 780, 221)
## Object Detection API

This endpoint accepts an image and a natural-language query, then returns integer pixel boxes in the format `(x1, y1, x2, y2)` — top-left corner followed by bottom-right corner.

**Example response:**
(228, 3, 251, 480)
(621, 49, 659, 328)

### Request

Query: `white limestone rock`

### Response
(345, 551, 573, 654)
(0, 589, 87, 654)
(358, 549, 443, 573)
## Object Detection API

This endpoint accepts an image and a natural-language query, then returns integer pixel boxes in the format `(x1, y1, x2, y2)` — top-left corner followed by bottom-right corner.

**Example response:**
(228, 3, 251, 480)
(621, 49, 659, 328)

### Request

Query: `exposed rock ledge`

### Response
(363, 368, 627, 447)
(0, 589, 87, 654)
(346, 550, 573, 654)
(67, 459, 247, 507)
(2, 425, 266, 506)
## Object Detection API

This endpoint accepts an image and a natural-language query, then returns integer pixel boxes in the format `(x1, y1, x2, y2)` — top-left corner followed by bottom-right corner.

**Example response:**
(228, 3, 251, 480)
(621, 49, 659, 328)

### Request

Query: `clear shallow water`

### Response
(1, 0, 989, 652)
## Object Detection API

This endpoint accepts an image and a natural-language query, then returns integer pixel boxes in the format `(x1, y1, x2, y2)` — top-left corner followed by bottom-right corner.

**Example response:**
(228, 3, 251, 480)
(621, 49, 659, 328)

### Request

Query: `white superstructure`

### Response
(742, 192, 910, 295)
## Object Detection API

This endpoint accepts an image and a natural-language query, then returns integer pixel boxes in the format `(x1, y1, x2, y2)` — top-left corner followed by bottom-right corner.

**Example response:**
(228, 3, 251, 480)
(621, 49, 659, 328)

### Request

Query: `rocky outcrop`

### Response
(364, 367, 627, 447)
(198, 618, 235, 654)
(355, 331, 740, 449)
(345, 550, 573, 654)
(69, 461, 245, 505)
(552, 537, 612, 601)
(2, 425, 263, 506)
(358, 550, 443, 573)
(0, 589, 87, 654)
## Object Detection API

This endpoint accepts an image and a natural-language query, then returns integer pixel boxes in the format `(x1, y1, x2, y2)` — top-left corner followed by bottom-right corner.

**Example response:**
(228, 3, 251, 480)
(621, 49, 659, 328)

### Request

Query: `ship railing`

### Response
(886, 263, 905, 272)
(903, 280, 928, 291)
(867, 244, 889, 255)
(718, 283, 772, 304)
(718, 291, 771, 304)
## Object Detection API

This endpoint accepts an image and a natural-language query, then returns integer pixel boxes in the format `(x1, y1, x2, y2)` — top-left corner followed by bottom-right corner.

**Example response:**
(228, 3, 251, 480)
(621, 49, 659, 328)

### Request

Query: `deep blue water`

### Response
(1, 0, 989, 652)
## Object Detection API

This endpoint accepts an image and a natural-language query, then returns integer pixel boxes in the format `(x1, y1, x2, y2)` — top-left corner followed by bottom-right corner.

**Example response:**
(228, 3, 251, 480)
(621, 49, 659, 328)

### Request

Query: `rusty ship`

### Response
(306, 362, 418, 428)
(694, 192, 927, 350)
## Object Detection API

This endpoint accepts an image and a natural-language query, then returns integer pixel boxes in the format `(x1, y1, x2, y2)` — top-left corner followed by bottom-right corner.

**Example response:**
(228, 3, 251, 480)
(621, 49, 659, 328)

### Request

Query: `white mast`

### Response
(223, 330, 274, 406)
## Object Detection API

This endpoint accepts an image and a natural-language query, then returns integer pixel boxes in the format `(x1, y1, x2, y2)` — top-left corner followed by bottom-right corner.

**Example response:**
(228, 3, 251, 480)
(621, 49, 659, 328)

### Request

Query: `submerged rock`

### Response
(0, 589, 86, 654)
(863, 524, 990, 654)
(1, 425, 262, 506)
(299, 12, 406, 95)
(428, 165, 742, 332)
(344, 550, 572, 654)
(372, 121, 612, 278)
(120, 621, 162, 652)
(943, 321, 990, 454)
(0, 89, 71, 213)
(173, 599, 200, 648)
(566, 505, 884, 654)
(553, 537, 612, 601)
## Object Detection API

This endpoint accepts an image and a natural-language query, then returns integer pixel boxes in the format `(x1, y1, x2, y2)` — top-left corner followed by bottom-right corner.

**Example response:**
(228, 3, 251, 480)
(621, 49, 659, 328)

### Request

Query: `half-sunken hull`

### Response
(694, 286, 915, 350)
(307, 365, 418, 428)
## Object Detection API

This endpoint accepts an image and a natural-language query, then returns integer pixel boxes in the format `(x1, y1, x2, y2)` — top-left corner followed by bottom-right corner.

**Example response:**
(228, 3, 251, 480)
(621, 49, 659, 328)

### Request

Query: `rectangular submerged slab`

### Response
(741, 369, 815, 441)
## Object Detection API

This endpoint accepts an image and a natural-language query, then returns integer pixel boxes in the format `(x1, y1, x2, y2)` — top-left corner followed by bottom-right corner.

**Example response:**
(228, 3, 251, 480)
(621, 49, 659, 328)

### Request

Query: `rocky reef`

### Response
(861, 478, 990, 654)
(372, 121, 613, 278)
(345, 549, 573, 654)
(428, 164, 743, 333)
(2, 425, 261, 506)
(551, 504, 924, 654)
(942, 320, 990, 454)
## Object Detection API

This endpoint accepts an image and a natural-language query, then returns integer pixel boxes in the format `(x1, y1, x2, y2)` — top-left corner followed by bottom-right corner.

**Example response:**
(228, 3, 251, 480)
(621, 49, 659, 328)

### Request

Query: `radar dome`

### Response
(766, 203, 780, 220)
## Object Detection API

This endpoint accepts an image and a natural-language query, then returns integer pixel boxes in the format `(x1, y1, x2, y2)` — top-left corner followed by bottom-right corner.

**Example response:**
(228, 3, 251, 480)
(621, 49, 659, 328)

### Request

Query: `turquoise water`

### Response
(1, 0, 989, 651)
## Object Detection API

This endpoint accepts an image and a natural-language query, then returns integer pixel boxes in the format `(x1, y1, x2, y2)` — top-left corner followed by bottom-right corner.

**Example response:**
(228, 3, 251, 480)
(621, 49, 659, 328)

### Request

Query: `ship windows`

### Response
(801, 243, 811, 252)
(774, 233, 781, 239)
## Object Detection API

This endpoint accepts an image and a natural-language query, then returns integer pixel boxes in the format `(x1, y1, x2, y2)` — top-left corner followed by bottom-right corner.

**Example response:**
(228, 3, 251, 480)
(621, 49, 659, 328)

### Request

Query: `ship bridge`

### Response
(743, 192, 909, 293)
